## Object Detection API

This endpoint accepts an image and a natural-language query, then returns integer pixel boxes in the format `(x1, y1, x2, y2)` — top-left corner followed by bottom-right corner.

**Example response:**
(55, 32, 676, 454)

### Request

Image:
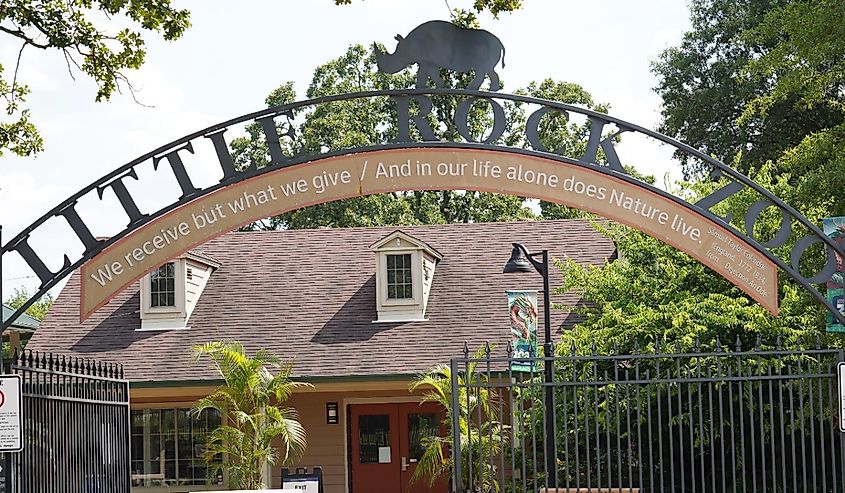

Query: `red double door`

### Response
(349, 402, 448, 493)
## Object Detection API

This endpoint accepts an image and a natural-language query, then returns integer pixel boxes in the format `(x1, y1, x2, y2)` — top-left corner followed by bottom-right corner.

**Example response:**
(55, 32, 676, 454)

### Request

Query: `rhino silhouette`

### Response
(374, 20, 506, 91)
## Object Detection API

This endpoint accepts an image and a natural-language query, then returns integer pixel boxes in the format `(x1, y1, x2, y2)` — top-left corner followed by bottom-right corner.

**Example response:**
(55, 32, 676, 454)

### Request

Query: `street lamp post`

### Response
(503, 242, 558, 489)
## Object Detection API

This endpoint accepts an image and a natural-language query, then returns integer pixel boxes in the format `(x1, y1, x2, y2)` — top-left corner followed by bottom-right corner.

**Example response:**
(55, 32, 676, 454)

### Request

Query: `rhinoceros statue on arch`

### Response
(374, 20, 506, 91)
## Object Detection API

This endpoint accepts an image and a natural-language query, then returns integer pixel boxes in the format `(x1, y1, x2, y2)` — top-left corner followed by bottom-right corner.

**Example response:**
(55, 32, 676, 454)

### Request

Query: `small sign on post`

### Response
(839, 362, 845, 432)
(281, 466, 323, 493)
(0, 375, 22, 452)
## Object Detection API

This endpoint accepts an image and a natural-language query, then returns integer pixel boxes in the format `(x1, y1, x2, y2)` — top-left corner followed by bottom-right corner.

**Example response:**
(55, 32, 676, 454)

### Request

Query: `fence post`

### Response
(451, 356, 462, 493)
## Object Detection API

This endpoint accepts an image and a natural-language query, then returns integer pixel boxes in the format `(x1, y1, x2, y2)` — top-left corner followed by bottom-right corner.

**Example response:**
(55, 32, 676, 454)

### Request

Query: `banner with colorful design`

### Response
(508, 290, 538, 372)
(824, 217, 845, 333)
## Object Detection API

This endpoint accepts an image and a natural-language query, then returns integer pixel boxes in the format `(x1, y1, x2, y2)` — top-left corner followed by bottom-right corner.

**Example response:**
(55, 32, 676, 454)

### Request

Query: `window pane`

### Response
(131, 410, 144, 434)
(149, 409, 161, 434)
(408, 413, 439, 460)
(164, 460, 176, 481)
(150, 262, 176, 307)
(386, 254, 413, 299)
(359, 414, 390, 464)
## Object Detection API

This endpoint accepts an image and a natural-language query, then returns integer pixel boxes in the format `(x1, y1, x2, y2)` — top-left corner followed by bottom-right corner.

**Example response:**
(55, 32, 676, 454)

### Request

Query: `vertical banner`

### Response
(508, 290, 539, 372)
(824, 217, 845, 333)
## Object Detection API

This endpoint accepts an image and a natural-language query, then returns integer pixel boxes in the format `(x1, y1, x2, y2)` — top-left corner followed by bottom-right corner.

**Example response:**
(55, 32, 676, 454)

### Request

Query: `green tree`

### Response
(0, 0, 191, 157)
(230, 41, 542, 229)
(652, 0, 844, 178)
(192, 341, 311, 489)
(556, 220, 819, 354)
(4, 287, 53, 320)
(650, 0, 845, 339)
(409, 347, 508, 493)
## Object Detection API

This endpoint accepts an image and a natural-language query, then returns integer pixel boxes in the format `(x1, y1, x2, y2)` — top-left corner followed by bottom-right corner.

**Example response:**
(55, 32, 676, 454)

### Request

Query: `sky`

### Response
(0, 0, 692, 298)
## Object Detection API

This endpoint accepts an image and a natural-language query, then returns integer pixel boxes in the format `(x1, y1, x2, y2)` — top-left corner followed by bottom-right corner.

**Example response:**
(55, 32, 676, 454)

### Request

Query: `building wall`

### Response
(131, 380, 421, 493)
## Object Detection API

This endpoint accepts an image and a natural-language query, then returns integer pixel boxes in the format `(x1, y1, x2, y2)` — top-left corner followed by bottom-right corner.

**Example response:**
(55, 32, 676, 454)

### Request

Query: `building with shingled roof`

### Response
(27, 219, 615, 493)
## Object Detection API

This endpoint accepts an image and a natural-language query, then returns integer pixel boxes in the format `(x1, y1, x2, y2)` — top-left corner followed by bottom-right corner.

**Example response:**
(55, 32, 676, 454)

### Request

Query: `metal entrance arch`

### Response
(1, 88, 843, 329)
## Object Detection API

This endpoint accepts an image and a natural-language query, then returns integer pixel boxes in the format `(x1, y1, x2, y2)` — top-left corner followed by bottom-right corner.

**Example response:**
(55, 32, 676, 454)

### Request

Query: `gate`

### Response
(6, 351, 131, 492)
(451, 339, 845, 493)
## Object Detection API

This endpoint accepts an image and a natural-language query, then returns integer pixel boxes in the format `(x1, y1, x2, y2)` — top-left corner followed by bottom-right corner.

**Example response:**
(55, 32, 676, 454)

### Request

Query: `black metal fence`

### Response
(7, 351, 131, 493)
(451, 339, 845, 493)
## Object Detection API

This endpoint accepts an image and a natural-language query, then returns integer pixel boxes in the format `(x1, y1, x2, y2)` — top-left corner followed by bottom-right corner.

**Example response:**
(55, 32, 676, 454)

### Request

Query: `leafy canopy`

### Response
(652, 0, 845, 178)
(231, 34, 611, 229)
(0, 0, 191, 156)
(4, 287, 53, 321)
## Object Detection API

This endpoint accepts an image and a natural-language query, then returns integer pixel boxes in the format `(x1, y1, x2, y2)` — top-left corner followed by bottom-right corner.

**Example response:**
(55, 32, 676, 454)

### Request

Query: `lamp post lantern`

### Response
(503, 242, 558, 488)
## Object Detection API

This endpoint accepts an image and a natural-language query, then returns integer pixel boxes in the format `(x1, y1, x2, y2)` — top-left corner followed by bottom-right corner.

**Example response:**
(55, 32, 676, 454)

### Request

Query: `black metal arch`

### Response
(2, 88, 843, 330)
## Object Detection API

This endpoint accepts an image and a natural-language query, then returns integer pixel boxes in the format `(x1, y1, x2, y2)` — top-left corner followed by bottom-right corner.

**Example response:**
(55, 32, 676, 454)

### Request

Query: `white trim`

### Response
(135, 325, 191, 332)
(140, 260, 188, 331)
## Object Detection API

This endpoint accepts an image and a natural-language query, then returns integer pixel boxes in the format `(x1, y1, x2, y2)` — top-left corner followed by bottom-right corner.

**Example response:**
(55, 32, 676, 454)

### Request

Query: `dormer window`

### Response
(386, 254, 413, 299)
(150, 262, 176, 307)
(139, 251, 221, 331)
(370, 231, 442, 323)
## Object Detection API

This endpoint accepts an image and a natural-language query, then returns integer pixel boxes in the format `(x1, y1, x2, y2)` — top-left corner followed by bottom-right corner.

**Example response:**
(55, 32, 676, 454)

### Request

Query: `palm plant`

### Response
(409, 347, 509, 493)
(192, 341, 312, 489)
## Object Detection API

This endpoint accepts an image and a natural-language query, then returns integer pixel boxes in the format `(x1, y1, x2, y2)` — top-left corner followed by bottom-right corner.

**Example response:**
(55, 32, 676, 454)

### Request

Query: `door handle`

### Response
(401, 456, 409, 471)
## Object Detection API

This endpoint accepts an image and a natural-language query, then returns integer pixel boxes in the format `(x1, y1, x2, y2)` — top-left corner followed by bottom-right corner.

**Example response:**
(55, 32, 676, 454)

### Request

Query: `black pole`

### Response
(505, 243, 559, 488)
(540, 250, 558, 489)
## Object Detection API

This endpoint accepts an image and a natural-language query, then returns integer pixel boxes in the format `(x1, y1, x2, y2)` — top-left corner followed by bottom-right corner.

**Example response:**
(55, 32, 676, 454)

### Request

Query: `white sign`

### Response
(282, 479, 320, 493)
(0, 375, 22, 452)
(839, 362, 845, 432)
(378, 446, 391, 464)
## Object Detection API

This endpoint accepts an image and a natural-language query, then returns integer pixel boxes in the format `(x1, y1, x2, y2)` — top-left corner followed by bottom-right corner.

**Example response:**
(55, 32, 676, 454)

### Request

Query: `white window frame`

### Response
(377, 250, 423, 308)
(141, 260, 187, 317)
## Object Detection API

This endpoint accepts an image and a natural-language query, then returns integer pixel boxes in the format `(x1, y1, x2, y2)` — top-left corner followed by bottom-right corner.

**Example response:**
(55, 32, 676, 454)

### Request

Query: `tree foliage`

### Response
(557, 221, 820, 354)
(652, 0, 845, 178)
(0, 0, 191, 156)
(231, 26, 611, 230)
(642, 0, 845, 343)
(4, 287, 53, 321)
(192, 341, 311, 489)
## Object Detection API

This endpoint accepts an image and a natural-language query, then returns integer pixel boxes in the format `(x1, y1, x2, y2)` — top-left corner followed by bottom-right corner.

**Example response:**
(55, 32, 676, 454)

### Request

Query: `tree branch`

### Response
(9, 41, 26, 105)
(0, 25, 50, 49)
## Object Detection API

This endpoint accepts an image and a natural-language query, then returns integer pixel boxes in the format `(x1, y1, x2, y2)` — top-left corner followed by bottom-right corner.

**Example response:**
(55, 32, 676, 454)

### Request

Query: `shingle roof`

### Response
(2, 304, 40, 332)
(27, 220, 615, 383)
